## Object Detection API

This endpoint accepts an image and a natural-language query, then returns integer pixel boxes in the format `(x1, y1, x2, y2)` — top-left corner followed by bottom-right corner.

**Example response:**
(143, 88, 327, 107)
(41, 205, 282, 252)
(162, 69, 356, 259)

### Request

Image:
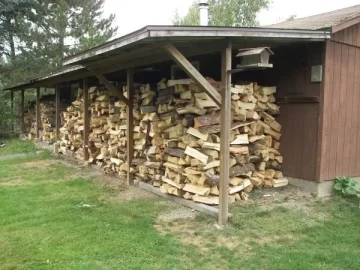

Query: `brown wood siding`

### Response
(333, 23, 360, 47)
(277, 104, 319, 180)
(319, 40, 360, 181)
(234, 43, 323, 181)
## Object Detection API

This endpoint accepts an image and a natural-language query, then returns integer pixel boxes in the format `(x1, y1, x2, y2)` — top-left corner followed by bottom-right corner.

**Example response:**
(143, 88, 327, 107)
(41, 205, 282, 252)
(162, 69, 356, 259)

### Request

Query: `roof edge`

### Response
(62, 27, 150, 66)
(62, 25, 330, 66)
(332, 15, 360, 33)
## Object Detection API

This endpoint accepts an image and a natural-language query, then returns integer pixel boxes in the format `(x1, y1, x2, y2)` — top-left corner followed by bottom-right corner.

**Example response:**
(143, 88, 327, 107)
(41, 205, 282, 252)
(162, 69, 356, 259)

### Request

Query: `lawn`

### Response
(0, 139, 37, 156)
(0, 153, 359, 270)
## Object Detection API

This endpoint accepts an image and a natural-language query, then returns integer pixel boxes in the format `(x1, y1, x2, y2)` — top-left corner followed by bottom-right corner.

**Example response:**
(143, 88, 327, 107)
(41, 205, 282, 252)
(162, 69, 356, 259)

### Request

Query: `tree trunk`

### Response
(7, 18, 16, 62)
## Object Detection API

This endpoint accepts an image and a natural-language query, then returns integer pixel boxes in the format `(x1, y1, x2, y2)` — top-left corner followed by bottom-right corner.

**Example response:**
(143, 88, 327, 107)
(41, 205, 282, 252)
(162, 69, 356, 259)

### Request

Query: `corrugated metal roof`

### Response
(268, 5, 360, 30)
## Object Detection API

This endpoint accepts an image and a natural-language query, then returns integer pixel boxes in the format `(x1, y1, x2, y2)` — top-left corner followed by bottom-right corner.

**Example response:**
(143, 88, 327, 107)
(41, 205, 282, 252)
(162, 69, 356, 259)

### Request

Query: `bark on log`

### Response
(204, 173, 220, 186)
(164, 147, 186, 158)
(229, 163, 255, 178)
(194, 114, 220, 128)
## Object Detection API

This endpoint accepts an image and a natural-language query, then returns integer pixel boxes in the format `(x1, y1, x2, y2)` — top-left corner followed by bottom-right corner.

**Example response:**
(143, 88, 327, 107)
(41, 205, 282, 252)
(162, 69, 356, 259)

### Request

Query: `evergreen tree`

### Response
(0, 0, 36, 61)
(33, 0, 118, 68)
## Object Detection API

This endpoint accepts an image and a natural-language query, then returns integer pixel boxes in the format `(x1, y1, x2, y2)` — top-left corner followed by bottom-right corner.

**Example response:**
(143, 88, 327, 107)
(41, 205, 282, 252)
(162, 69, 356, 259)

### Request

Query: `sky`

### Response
(103, 0, 360, 37)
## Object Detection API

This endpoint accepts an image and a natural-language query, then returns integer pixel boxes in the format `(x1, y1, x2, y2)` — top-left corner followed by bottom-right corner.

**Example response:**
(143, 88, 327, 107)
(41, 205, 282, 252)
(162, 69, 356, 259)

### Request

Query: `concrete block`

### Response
(287, 177, 334, 197)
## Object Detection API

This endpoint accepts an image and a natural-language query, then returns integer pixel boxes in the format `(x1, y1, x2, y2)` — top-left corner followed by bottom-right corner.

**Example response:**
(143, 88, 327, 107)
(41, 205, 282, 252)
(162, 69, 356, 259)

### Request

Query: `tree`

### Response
(173, 0, 271, 27)
(0, 0, 36, 61)
(33, 0, 118, 68)
(0, 0, 118, 87)
(283, 14, 297, 22)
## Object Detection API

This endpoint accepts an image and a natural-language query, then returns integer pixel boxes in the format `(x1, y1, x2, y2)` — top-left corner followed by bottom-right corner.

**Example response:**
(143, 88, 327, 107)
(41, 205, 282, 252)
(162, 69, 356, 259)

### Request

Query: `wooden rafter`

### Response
(163, 43, 222, 106)
(88, 69, 129, 105)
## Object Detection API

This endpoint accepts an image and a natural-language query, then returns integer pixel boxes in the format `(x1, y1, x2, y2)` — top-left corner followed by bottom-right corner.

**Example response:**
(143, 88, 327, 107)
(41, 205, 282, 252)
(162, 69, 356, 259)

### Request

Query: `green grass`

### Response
(0, 139, 36, 156)
(1, 154, 360, 270)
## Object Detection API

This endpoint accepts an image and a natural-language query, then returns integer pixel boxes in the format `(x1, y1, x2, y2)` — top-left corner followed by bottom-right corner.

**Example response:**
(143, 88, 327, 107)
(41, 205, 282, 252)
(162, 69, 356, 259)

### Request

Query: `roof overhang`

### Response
(5, 25, 331, 91)
(63, 25, 331, 66)
(5, 65, 86, 91)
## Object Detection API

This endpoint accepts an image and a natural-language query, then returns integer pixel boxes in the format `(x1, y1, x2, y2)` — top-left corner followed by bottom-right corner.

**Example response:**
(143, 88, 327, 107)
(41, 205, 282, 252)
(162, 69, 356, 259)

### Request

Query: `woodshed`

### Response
(6, 5, 360, 222)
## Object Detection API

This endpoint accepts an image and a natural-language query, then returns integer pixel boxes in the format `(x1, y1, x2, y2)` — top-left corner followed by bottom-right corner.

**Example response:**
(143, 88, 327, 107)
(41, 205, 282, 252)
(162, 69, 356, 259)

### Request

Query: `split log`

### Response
(192, 194, 219, 205)
(230, 134, 249, 145)
(186, 127, 208, 141)
(229, 179, 252, 194)
(184, 146, 210, 165)
(194, 114, 220, 128)
(183, 184, 210, 196)
(164, 147, 186, 158)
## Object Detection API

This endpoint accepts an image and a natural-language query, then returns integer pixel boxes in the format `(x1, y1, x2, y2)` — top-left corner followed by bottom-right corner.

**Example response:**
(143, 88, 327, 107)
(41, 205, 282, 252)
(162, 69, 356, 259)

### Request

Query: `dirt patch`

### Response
(158, 207, 197, 223)
(154, 217, 254, 254)
(107, 185, 157, 203)
(247, 233, 303, 247)
(23, 159, 56, 168)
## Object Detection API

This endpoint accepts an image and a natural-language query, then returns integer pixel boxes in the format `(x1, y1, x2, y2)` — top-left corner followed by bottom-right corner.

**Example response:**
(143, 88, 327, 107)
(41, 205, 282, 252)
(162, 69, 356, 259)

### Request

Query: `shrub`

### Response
(334, 176, 360, 208)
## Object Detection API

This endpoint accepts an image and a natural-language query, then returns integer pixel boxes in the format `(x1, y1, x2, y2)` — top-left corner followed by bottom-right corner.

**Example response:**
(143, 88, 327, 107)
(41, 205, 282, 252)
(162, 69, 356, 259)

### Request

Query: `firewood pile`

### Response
(58, 85, 145, 173)
(27, 95, 67, 143)
(57, 78, 287, 205)
(133, 79, 287, 205)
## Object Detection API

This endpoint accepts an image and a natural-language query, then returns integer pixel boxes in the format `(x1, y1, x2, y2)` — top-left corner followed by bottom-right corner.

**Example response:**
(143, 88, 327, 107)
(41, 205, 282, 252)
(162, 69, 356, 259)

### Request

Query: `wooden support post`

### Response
(36, 87, 40, 138)
(10, 91, 14, 133)
(127, 68, 134, 186)
(218, 41, 232, 226)
(20, 89, 24, 134)
(88, 69, 129, 105)
(83, 78, 90, 161)
(163, 44, 222, 106)
(55, 85, 60, 138)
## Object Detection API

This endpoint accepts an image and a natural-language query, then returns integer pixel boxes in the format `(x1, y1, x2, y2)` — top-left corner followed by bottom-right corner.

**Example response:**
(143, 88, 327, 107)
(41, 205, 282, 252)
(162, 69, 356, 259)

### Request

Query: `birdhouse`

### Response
(236, 47, 273, 67)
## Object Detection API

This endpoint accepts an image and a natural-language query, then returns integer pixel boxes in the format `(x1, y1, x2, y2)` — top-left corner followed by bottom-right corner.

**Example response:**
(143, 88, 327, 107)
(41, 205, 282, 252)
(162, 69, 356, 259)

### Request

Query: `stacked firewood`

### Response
(57, 79, 286, 205)
(59, 85, 148, 175)
(40, 101, 58, 143)
(27, 96, 67, 144)
(59, 91, 85, 157)
(133, 79, 286, 204)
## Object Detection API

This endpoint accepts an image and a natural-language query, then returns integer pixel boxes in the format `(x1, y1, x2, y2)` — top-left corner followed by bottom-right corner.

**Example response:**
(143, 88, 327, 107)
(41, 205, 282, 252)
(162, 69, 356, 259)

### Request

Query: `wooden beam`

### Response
(83, 78, 90, 161)
(20, 89, 24, 134)
(218, 41, 232, 226)
(36, 87, 40, 138)
(10, 91, 14, 133)
(139, 182, 227, 218)
(127, 68, 134, 186)
(88, 69, 129, 105)
(163, 43, 222, 106)
(55, 85, 60, 138)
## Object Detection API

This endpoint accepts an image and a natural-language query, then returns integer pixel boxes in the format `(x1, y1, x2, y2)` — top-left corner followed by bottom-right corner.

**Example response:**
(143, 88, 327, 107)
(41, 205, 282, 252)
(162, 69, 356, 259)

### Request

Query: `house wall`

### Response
(332, 22, 360, 47)
(234, 43, 324, 181)
(318, 39, 360, 181)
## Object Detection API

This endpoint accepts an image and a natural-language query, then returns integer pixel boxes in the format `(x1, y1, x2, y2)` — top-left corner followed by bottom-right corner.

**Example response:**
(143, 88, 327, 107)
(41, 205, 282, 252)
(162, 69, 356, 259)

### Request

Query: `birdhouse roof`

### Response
(236, 47, 274, 57)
